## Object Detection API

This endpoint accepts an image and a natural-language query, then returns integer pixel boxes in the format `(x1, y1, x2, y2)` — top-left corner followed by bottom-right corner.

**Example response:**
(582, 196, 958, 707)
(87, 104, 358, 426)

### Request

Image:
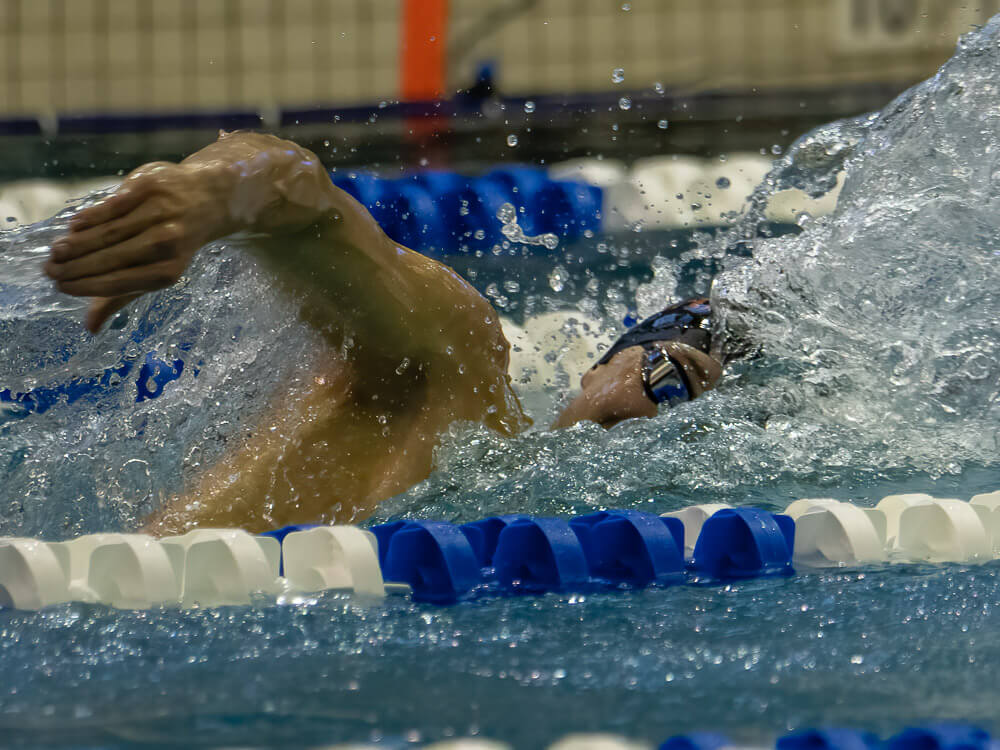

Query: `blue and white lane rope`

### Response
(275, 723, 1000, 749)
(1, 153, 792, 415)
(2, 492, 1000, 611)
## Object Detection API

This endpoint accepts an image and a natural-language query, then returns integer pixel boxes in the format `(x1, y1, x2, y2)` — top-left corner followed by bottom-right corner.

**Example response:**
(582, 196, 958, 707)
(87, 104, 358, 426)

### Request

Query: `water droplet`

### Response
(611, 68, 625, 84)
(473, 229, 486, 240)
(715, 177, 731, 189)
(548, 265, 568, 292)
(523, 100, 536, 113)
(621, 2, 631, 9)
(541, 234, 559, 250)
(653, 82, 665, 94)
(503, 280, 520, 293)
(506, 134, 519, 147)
(657, 119, 669, 130)
(771, 144, 784, 155)
(496, 202, 517, 224)
(618, 97, 632, 111)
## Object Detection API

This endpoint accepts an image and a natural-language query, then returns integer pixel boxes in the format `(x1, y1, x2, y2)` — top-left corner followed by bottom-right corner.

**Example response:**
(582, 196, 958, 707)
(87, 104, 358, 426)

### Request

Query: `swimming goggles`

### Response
(641, 345, 691, 406)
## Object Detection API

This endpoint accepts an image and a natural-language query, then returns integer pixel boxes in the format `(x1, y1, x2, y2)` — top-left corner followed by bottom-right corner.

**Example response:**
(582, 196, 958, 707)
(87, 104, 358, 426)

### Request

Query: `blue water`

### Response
(5, 15, 1000, 749)
(2, 564, 999, 748)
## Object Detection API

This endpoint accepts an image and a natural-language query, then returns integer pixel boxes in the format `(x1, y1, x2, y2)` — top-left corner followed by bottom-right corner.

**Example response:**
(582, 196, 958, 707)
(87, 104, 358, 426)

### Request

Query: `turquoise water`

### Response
(5, 16, 1000, 749)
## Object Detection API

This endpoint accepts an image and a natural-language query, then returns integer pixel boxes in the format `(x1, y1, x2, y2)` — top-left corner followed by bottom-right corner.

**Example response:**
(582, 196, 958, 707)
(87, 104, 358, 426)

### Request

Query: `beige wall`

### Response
(0, 0, 995, 116)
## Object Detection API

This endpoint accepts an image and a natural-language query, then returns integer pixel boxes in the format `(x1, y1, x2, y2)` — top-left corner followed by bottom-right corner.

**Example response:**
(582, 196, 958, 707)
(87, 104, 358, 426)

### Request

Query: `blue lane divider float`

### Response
(493, 517, 592, 593)
(777, 729, 882, 750)
(369, 508, 788, 604)
(691, 507, 795, 579)
(330, 165, 602, 256)
(886, 726, 995, 750)
(659, 732, 732, 750)
(374, 520, 484, 605)
(658, 726, 994, 750)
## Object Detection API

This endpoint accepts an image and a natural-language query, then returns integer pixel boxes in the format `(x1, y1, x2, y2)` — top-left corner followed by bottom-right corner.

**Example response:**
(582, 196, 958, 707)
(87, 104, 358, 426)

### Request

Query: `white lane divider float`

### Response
(280, 526, 384, 597)
(874, 493, 936, 549)
(51, 533, 179, 608)
(548, 735, 651, 750)
(895, 498, 992, 564)
(159, 529, 281, 607)
(784, 499, 887, 567)
(0, 538, 69, 610)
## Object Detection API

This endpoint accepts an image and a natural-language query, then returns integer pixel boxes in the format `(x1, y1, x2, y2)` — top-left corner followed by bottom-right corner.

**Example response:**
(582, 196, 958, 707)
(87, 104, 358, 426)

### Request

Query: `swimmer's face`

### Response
(551, 346, 656, 430)
(551, 341, 724, 430)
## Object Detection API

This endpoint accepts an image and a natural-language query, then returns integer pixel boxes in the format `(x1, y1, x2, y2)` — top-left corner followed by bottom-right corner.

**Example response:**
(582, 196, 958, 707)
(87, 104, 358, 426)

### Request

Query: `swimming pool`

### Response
(4, 16, 1000, 750)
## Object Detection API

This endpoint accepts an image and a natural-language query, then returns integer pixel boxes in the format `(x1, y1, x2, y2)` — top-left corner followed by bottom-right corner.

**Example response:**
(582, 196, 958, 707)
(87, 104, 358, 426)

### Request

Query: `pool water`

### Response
(3, 563, 1000, 748)
(4, 15, 1000, 750)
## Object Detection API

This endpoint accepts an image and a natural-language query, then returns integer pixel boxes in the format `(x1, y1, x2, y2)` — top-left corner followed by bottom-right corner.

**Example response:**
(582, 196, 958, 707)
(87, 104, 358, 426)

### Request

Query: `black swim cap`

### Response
(595, 297, 712, 367)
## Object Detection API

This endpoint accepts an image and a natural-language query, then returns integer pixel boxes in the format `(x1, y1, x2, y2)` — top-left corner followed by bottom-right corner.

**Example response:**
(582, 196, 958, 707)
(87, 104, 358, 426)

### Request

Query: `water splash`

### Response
(5, 20, 1000, 538)
(496, 202, 559, 250)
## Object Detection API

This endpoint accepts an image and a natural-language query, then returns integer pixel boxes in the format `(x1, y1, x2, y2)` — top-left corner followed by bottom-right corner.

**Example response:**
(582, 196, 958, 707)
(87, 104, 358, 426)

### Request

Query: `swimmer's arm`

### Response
(186, 133, 527, 436)
(48, 133, 492, 357)
(46, 131, 527, 433)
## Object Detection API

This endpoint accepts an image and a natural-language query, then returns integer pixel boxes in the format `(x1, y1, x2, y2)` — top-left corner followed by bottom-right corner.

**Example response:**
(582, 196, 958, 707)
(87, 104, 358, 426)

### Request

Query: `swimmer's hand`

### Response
(44, 161, 236, 333)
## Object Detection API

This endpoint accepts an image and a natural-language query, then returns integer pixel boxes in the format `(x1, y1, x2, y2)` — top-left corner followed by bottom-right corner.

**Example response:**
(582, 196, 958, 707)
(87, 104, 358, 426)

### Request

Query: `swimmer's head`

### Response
(551, 340, 722, 430)
(551, 297, 724, 430)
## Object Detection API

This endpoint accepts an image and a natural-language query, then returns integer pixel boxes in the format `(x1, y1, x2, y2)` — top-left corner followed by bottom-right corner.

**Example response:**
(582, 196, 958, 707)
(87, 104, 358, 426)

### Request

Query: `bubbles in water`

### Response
(716, 177, 731, 190)
(548, 266, 568, 293)
(653, 82, 665, 94)
(523, 100, 536, 114)
(611, 68, 625, 84)
(657, 119, 669, 130)
(618, 97, 632, 111)
(771, 144, 783, 155)
(506, 134, 519, 148)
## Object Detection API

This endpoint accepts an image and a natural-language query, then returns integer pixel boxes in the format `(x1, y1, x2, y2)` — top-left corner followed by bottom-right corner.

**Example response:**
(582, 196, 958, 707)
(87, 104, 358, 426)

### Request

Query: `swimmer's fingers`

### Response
(85, 294, 142, 335)
(45, 224, 181, 282)
(69, 182, 150, 232)
(69, 164, 174, 231)
(53, 198, 168, 263)
(54, 261, 182, 299)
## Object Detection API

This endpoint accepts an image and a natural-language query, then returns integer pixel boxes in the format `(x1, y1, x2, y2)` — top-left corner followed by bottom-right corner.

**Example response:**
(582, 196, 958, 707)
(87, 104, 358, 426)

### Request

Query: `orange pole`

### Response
(400, 0, 449, 101)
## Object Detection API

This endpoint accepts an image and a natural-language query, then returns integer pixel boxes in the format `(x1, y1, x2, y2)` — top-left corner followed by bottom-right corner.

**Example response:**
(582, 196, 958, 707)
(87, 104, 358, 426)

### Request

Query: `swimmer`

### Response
(42, 132, 725, 533)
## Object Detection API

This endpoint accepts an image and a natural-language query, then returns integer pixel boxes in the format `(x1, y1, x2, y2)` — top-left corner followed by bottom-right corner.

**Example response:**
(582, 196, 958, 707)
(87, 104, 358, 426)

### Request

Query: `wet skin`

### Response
(43, 131, 721, 533)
